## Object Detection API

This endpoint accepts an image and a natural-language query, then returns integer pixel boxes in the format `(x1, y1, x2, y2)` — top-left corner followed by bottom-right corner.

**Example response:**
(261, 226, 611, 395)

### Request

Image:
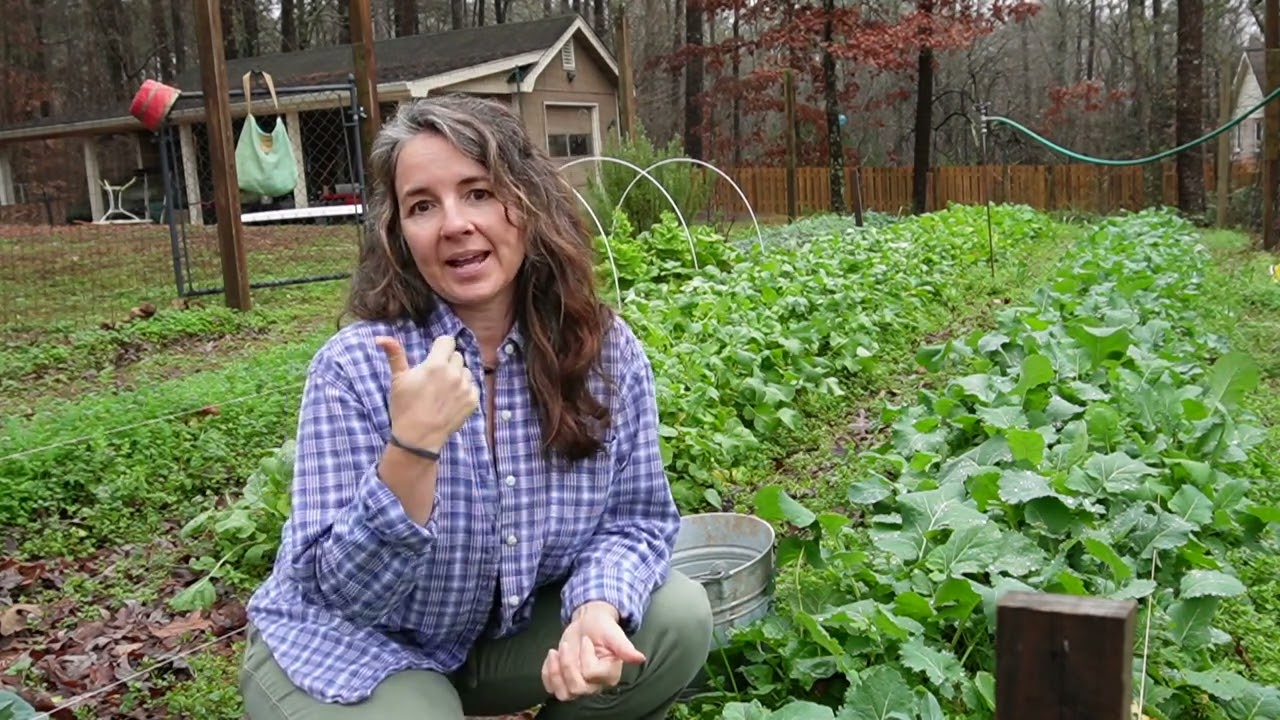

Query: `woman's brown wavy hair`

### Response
(345, 94, 612, 461)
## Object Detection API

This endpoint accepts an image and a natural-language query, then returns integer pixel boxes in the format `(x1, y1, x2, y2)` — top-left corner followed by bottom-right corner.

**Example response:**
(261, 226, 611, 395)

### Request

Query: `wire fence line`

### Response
(0, 381, 306, 463)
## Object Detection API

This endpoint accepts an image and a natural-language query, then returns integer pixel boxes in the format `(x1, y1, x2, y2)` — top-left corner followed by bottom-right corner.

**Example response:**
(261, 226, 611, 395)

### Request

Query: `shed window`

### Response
(547, 133, 593, 158)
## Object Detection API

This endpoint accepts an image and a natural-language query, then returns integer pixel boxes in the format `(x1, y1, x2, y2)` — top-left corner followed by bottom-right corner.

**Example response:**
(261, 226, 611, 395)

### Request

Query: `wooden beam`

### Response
(349, 0, 381, 168)
(614, 11, 637, 141)
(996, 592, 1137, 720)
(1265, 0, 1279, 250)
(193, 0, 250, 311)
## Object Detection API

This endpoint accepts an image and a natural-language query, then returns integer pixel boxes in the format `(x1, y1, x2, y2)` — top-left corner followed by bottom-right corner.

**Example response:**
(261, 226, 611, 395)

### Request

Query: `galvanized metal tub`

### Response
(671, 512, 776, 648)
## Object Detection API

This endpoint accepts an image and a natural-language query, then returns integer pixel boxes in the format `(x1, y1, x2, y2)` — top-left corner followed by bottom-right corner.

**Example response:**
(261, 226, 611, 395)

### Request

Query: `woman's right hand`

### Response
(374, 334, 480, 453)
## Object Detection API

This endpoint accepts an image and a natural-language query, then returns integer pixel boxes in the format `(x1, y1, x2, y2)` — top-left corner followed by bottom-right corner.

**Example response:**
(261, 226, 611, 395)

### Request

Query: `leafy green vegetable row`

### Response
(696, 209, 1278, 720)
(607, 204, 1051, 508)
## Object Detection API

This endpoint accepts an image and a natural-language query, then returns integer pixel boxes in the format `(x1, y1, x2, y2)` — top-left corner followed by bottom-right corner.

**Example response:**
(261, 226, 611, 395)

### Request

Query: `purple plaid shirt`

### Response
(245, 302, 680, 704)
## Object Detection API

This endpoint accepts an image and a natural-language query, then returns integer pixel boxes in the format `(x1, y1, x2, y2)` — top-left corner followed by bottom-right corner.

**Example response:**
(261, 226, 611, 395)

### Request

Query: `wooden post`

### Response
(614, 11, 637, 141)
(193, 0, 250, 311)
(1264, 0, 1279, 250)
(1217, 54, 1241, 228)
(350, 0, 381, 168)
(784, 70, 797, 221)
(996, 592, 1138, 720)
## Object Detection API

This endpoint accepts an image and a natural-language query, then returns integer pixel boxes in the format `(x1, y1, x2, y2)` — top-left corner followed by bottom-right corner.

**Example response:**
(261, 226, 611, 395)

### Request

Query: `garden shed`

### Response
(0, 12, 620, 225)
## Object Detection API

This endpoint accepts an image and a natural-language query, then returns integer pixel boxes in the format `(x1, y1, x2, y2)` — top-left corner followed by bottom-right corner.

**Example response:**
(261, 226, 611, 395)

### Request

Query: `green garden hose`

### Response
(981, 85, 1280, 166)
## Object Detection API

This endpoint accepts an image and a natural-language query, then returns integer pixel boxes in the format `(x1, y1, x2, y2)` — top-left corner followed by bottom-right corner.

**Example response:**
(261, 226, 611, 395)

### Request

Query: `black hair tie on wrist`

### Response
(388, 432, 440, 461)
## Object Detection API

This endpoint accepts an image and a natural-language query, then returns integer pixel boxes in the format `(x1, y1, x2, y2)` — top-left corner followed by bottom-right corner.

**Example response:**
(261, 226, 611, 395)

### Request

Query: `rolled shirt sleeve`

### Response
(277, 355, 439, 627)
(560, 342, 681, 633)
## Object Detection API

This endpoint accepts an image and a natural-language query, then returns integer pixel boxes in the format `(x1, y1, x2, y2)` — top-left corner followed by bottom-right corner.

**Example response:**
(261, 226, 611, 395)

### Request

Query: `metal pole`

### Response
(158, 123, 186, 296)
(348, 74, 368, 203)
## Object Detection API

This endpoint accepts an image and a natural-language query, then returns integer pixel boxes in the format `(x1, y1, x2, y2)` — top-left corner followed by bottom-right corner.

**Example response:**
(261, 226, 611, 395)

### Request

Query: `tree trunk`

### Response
(592, 0, 605, 38)
(670, 0, 683, 146)
(338, 0, 351, 44)
(451, 0, 465, 30)
(220, 0, 237, 58)
(731, 0, 741, 166)
(1086, 0, 1098, 80)
(239, 0, 259, 56)
(170, 0, 188, 73)
(683, 0, 703, 159)
(281, 0, 299, 51)
(911, 0, 935, 215)
(89, 0, 132, 100)
(149, 0, 173, 80)
(1175, 0, 1206, 217)
(394, 0, 418, 35)
(822, 0, 844, 213)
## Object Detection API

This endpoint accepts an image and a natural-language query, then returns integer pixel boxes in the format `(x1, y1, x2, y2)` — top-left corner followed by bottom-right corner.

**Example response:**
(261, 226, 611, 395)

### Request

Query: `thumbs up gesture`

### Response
(374, 334, 480, 453)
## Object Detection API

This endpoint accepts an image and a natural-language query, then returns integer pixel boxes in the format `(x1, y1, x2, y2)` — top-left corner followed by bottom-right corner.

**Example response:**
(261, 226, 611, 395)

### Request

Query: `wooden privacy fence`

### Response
(706, 162, 1261, 217)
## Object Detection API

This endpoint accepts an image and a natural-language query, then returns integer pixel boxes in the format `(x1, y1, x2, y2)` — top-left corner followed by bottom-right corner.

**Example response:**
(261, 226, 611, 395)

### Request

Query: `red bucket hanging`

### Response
(130, 79, 182, 132)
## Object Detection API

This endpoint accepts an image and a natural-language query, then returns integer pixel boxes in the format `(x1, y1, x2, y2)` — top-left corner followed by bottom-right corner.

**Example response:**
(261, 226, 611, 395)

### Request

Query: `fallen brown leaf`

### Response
(0, 603, 40, 636)
(150, 612, 212, 639)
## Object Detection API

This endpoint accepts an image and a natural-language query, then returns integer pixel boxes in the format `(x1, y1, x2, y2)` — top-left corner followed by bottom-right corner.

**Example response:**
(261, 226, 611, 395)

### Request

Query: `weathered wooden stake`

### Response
(193, 0, 250, 311)
(349, 0, 381, 166)
(1264, 0, 1279, 250)
(614, 11, 637, 141)
(784, 70, 797, 221)
(996, 591, 1138, 720)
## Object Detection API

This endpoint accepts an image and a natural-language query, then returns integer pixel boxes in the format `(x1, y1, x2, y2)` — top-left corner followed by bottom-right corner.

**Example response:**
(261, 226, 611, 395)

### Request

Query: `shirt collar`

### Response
(423, 300, 527, 354)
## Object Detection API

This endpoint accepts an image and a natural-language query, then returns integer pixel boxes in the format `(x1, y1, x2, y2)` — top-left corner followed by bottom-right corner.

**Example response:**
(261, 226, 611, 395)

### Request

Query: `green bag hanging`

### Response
(234, 71, 298, 198)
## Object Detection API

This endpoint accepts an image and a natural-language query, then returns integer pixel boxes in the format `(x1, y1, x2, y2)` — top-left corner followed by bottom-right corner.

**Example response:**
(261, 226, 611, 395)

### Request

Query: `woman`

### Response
(239, 94, 713, 718)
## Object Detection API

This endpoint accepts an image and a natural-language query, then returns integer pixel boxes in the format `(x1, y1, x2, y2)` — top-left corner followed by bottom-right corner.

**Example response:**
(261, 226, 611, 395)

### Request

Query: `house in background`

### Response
(1230, 44, 1267, 165)
(0, 13, 620, 225)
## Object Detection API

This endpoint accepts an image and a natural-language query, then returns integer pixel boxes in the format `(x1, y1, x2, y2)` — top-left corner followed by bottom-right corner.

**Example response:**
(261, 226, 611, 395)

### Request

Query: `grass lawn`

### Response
(1200, 230, 1280, 688)
(1, 206, 1275, 719)
(0, 221, 361, 334)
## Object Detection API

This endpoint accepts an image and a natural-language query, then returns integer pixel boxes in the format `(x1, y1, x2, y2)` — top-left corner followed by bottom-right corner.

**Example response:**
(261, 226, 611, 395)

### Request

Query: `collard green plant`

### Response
(170, 439, 294, 611)
(687, 209, 1280, 720)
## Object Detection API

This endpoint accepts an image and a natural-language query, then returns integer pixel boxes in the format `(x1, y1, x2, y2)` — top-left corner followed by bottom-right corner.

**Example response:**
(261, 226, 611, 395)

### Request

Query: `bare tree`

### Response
(1176, 0, 1207, 216)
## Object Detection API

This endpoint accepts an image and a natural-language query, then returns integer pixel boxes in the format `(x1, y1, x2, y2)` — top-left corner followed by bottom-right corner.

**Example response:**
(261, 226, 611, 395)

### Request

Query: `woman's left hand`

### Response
(541, 601, 646, 702)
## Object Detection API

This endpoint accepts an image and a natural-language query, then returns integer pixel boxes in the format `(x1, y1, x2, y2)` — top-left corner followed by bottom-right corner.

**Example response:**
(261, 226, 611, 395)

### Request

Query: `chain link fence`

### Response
(0, 132, 183, 335)
(0, 83, 376, 337)
(160, 82, 368, 299)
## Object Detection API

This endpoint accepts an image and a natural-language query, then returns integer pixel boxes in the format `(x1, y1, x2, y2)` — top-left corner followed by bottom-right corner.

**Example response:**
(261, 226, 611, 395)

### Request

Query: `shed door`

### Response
(545, 104, 597, 188)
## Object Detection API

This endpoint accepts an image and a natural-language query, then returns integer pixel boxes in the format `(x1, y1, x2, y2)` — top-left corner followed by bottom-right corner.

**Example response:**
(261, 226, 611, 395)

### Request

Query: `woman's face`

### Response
(394, 131, 525, 320)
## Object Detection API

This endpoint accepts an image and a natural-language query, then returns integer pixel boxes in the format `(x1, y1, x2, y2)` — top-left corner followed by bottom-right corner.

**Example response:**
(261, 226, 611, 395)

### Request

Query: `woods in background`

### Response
(0, 0, 1267, 217)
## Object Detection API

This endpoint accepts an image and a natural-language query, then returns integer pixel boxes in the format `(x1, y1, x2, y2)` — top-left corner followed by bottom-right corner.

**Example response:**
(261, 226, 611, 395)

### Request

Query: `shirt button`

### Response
(504, 475, 516, 487)
(506, 534, 518, 545)
(507, 594, 520, 607)
(503, 344, 515, 356)
(501, 409, 512, 421)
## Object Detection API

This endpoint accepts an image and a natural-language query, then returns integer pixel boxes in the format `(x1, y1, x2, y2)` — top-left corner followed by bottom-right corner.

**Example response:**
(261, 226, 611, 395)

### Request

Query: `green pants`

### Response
(240, 571, 713, 719)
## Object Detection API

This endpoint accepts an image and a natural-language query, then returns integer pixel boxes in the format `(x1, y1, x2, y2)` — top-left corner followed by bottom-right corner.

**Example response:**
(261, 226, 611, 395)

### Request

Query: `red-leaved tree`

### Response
(659, 0, 1039, 181)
